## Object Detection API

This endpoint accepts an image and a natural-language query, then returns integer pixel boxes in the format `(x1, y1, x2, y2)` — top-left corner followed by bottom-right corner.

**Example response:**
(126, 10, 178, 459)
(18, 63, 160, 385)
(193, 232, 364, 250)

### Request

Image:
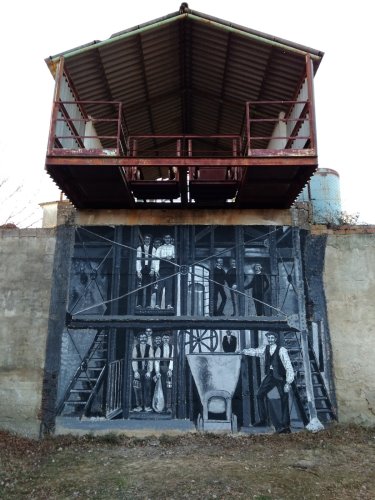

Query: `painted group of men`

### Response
(131, 329, 174, 413)
(134, 234, 293, 432)
(132, 327, 294, 432)
(136, 233, 176, 310)
(137, 233, 270, 317)
(213, 258, 270, 316)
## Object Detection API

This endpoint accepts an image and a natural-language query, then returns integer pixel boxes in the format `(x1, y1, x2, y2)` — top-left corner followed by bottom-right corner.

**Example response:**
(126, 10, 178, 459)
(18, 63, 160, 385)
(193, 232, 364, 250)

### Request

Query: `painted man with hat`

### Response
(243, 331, 294, 433)
(244, 263, 269, 315)
(222, 330, 237, 353)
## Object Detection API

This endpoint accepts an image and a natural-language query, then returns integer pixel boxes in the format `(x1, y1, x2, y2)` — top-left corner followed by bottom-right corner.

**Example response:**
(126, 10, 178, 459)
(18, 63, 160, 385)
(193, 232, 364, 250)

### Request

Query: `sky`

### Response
(0, 0, 374, 226)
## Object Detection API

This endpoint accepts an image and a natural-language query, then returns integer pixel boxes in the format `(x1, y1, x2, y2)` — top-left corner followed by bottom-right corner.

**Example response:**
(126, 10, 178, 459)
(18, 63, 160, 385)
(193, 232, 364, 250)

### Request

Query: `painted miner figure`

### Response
(154, 234, 176, 310)
(243, 331, 294, 433)
(222, 330, 237, 353)
(225, 258, 239, 316)
(136, 234, 155, 309)
(213, 257, 227, 316)
(132, 332, 154, 412)
(154, 332, 174, 413)
(245, 263, 270, 315)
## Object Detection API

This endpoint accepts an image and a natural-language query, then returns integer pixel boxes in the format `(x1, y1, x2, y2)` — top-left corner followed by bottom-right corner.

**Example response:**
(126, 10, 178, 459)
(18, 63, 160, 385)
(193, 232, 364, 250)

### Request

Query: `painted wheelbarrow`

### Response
(186, 353, 242, 432)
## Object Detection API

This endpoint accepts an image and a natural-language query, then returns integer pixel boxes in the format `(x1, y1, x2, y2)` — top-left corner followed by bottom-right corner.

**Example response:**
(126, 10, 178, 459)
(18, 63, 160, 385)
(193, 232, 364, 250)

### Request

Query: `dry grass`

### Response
(1, 424, 374, 499)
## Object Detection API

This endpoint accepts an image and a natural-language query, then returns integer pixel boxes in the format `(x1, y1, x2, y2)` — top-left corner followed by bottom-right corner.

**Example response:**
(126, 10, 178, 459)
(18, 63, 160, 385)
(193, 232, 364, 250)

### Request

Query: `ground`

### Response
(0, 424, 374, 499)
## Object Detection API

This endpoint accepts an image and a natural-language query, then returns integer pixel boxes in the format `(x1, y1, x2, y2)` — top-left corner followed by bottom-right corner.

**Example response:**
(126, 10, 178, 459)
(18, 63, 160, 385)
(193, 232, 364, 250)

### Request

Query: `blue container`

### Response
(297, 168, 341, 224)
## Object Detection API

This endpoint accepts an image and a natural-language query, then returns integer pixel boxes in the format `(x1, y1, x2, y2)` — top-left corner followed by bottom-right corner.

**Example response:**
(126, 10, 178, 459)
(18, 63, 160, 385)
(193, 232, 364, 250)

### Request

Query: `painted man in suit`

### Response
(213, 257, 227, 316)
(225, 258, 239, 316)
(222, 330, 237, 353)
(132, 332, 154, 412)
(244, 263, 270, 315)
(154, 332, 174, 413)
(153, 234, 176, 310)
(136, 234, 156, 309)
(243, 331, 294, 433)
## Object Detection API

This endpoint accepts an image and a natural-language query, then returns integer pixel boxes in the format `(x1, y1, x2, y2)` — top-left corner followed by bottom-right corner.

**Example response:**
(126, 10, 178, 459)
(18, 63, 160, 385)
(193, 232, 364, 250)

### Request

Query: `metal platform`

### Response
(46, 154, 317, 209)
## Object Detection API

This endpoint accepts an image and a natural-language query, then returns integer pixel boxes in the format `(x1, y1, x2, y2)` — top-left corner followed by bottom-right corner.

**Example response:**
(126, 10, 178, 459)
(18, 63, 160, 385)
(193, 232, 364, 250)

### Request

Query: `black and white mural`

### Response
(57, 225, 336, 433)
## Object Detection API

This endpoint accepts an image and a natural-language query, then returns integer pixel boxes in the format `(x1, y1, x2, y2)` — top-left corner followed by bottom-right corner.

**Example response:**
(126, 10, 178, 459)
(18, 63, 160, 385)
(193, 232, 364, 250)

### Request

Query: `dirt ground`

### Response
(0, 423, 374, 500)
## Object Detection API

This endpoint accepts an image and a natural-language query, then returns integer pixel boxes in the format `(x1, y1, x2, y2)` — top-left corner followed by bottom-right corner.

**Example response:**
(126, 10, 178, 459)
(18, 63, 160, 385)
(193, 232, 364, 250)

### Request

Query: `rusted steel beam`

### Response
(250, 135, 311, 141)
(129, 134, 241, 139)
(306, 54, 318, 152)
(282, 166, 317, 205)
(179, 17, 188, 133)
(246, 100, 308, 105)
(285, 102, 310, 149)
(215, 31, 232, 137)
(243, 149, 316, 158)
(46, 155, 318, 168)
(180, 166, 188, 206)
(235, 164, 249, 208)
(136, 33, 157, 152)
(47, 57, 64, 154)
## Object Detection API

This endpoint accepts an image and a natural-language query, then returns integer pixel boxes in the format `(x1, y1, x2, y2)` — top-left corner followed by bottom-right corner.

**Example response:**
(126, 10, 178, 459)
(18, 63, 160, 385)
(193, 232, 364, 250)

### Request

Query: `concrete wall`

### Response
(1, 204, 374, 437)
(75, 208, 295, 227)
(0, 228, 56, 437)
(320, 226, 375, 425)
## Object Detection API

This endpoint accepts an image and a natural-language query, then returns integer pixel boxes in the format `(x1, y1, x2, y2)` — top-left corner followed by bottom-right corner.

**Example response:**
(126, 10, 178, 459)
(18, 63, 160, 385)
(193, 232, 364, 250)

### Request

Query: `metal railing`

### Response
(244, 99, 316, 155)
(47, 99, 316, 159)
(128, 135, 242, 158)
(48, 100, 128, 156)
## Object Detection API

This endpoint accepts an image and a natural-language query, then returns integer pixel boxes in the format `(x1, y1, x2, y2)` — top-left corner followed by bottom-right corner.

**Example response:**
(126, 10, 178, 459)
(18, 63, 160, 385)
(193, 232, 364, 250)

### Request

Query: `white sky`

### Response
(1, 0, 374, 226)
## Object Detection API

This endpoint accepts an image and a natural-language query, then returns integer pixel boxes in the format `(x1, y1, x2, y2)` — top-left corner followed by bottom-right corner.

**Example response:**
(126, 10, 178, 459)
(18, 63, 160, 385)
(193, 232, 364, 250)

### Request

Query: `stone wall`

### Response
(0, 228, 56, 437)
(320, 227, 375, 425)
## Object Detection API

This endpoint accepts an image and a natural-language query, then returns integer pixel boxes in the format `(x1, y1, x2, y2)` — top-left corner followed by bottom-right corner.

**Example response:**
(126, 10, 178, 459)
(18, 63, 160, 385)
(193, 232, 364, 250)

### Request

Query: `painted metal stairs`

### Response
(284, 332, 336, 425)
(57, 331, 108, 418)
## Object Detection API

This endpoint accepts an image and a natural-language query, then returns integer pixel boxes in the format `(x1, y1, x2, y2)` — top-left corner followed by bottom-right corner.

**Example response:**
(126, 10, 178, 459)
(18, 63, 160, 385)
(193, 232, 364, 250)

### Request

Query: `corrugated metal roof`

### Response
(45, 6, 324, 151)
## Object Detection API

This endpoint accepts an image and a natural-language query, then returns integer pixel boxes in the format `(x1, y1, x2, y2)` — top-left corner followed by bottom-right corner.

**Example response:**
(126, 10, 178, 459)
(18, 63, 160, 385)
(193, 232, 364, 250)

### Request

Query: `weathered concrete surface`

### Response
(41, 201, 313, 229)
(324, 229, 375, 425)
(76, 208, 293, 226)
(0, 228, 56, 437)
(40, 200, 76, 228)
(2, 209, 374, 437)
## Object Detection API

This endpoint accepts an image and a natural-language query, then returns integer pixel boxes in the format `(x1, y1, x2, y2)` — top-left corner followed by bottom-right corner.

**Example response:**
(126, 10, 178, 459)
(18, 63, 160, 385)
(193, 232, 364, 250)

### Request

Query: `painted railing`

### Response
(105, 358, 124, 418)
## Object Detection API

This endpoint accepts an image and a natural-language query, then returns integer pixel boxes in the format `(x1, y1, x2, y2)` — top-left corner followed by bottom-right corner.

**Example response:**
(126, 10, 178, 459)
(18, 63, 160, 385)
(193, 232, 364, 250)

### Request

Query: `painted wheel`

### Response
(186, 329, 219, 353)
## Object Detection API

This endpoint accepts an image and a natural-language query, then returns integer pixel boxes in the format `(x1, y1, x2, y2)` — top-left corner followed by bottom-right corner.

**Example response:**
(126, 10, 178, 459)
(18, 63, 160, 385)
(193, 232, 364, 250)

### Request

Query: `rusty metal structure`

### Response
(45, 5, 323, 209)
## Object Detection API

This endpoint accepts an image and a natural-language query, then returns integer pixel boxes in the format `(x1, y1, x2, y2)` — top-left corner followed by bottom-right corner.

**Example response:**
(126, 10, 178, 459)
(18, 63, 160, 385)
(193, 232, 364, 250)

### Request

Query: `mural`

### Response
(243, 332, 294, 433)
(57, 225, 336, 433)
